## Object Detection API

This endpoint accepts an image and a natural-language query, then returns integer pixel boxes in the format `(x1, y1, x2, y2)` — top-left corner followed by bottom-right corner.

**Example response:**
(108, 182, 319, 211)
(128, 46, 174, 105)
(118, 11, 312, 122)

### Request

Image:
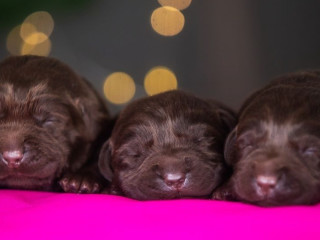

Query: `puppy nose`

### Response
(256, 175, 278, 193)
(257, 175, 278, 188)
(163, 172, 186, 189)
(2, 150, 24, 168)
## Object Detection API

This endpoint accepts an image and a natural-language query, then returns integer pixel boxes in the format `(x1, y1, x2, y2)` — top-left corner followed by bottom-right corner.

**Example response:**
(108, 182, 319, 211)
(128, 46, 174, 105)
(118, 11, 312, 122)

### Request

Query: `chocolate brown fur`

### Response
(0, 55, 111, 192)
(213, 71, 320, 206)
(99, 90, 236, 200)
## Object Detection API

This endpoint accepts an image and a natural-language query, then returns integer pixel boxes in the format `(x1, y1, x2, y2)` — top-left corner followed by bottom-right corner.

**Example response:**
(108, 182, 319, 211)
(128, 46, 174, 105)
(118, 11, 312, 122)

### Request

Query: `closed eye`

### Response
(290, 135, 320, 159)
(42, 117, 59, 127)
(192, 136, 215, 146)
(236, 132, 265, 156)
(33, 111, 60, 127)
(118, 148, 142, 159)
(301, 147, 320, 157)
(116, 150, 144, 170)
(127, 152, 141, 158)
(33, 114, 47, 125)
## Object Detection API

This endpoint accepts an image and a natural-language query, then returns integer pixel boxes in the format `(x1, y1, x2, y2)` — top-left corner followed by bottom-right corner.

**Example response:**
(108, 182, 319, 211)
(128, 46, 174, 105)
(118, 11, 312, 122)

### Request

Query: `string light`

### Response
(21, 38, 52, 56)
(158, 0, 192, 10)
(103, 72, 136, 104)
(144, 66, 178, 95)
(6, 11, 54, 56)
(6, 25, 23, 55)
(20, 11, 54, 44)
(151, 6, 185, 36)
(20, 23, 48, 45)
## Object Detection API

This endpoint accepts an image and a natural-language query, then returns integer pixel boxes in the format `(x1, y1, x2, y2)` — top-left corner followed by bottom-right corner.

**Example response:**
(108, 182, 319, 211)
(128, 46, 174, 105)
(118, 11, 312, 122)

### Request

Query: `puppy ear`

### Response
(224, 126, 238, 166)
(217, 107, 237, 132)
(98, 140, 114, 182)
(72, 98, 96, 139)
(71, 95, 109, 141)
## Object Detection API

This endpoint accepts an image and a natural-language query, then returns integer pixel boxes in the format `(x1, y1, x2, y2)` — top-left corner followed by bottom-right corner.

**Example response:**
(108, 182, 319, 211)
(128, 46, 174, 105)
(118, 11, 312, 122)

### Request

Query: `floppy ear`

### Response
(224, 126, 238, 166)
(72, 96, 110, 141)
(217, 107, 237, 132)
(98, 140, 114, 182)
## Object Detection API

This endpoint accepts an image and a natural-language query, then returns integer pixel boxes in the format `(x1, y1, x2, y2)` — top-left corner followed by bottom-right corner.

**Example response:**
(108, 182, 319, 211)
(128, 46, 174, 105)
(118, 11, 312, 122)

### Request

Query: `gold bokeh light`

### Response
(151, 6, 185, 36)
(20, 11, 54, 44)
(21, 38, 52, 56)
(144, 66, 178, 96)
(158, 0, 192, 10)
(6, 25, 23, 55)
(20, 23, 48, 45)
(103, 72, 136, 104)
(6, 11, 54, 56)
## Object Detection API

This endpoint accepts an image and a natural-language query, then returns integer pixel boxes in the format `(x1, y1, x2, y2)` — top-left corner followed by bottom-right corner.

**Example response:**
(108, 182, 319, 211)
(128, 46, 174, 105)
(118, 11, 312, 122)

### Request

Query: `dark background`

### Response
(1, 0, 320, 113)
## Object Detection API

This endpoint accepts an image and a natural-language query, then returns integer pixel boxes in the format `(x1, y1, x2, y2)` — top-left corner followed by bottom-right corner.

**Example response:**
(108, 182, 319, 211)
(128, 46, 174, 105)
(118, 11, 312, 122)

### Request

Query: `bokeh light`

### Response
(151, 6, 185, 36)
(103, 72, 136, 104)
(20, 11, 54, 44)
(6, 25, 23, 55)
(158, 0, 192, 10)
(20, 23, 48, 45)
(6, 11, 54, 56)
(21, 38, 52, 56)
(144, 66, 178, 95)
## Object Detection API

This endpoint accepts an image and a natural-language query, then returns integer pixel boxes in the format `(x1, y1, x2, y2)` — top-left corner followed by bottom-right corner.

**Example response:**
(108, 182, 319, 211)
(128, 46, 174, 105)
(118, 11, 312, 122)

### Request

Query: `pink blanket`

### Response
(0, 190, 318, 240)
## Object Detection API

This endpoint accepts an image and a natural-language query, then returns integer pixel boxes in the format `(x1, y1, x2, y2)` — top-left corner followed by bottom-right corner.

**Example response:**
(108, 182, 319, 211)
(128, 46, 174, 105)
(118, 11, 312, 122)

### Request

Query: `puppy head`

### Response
(226, 117, 320, 206)
(99, 91, 235, 200)
(0, 56, 96, 190)
(224, 74, 320, 206)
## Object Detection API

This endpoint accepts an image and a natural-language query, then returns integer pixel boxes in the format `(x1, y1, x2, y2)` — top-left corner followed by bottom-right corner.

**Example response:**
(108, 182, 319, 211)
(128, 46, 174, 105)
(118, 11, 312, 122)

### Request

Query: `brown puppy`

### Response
(0, 55, 111, 193)
(212, 71, 320, 206)
(99, 90, 236, 200)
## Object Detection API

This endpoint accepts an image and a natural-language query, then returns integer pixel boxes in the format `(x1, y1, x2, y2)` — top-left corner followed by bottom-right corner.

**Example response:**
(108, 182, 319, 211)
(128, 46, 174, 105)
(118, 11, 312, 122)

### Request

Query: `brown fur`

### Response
(0, 55, 112, 192)
(212, 71, 320, 206)
(99, 90, 236, 200)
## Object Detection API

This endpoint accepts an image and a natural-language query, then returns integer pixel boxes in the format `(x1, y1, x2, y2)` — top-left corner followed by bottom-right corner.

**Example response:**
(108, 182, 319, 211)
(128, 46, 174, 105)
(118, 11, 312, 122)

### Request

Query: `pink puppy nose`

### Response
(2, 150, 24, 168)
(256, 175, 278, 196)
(163, 172, 186, 189)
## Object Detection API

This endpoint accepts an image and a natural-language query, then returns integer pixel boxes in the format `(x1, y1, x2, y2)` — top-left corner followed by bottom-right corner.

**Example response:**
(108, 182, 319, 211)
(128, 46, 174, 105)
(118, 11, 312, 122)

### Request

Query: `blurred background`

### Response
(1, 0, 320, 114)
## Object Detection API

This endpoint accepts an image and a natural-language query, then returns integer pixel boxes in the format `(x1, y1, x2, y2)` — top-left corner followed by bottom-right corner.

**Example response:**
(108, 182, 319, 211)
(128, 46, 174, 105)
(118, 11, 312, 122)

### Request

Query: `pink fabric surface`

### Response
(0, 190, 319, 240)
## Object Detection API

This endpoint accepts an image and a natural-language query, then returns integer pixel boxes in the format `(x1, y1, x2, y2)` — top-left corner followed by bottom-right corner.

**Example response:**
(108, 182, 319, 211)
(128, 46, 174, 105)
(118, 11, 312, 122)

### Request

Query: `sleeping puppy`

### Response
(99, 90, 236, 200)
(212, 71, 320, 206)
(0, 55, 111, 193)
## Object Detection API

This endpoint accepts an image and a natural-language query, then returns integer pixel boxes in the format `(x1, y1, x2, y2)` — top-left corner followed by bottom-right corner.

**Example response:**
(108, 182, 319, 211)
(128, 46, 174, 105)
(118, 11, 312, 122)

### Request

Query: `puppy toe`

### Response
(60, 170, 105, 194)
(79, 182, 90, 193)
(67, 178, 81, 193)
(59, 175, 82, 193)
(211, 188, 235, 201)
(59, 177, 71, 192)
(79, 177, 101, 193)
(92, 183, 101, 193)
(211, 191, 225, 200)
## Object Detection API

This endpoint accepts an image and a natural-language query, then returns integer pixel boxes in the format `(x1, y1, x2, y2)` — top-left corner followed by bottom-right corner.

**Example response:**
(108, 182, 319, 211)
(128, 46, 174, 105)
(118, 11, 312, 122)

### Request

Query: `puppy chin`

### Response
(0, 157, 62, 191)
(124, 178, 215, 200)
(126, 189, 193, 201)
(0, 176, 56, 191)
(234, 176, 311, 206)
(245, 193, 319, 207)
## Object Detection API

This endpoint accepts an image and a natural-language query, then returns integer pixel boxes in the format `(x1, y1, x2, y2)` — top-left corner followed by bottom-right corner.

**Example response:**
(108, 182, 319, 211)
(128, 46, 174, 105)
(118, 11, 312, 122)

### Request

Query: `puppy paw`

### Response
(59, 173, 101, 193)
(211, 190, 230, 200)
(211, 185, 236, 201)
(100, 185, 124, 196)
